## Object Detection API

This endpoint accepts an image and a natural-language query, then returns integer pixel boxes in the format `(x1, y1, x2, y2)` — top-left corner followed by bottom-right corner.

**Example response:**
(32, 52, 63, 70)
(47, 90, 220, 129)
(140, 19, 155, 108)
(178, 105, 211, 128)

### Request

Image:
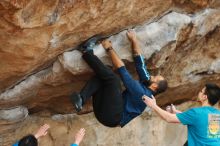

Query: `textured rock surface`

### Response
(0, 0, 220, 146)
(1, 8, 220, 112)
(0, 0, 172, 92)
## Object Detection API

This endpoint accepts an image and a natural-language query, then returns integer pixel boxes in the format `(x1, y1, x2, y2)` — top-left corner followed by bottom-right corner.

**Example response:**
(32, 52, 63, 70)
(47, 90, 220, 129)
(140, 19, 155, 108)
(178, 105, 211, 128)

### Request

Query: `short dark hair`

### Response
(205, 83, 220, 106)
(18, 134, 38, 146)
(156, 79, 168, 94)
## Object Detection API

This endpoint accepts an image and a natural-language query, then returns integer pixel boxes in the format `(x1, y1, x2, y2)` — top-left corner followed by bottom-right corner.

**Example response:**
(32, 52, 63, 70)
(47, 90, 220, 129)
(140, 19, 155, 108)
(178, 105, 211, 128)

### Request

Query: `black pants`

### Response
(80, 51, 123, 127)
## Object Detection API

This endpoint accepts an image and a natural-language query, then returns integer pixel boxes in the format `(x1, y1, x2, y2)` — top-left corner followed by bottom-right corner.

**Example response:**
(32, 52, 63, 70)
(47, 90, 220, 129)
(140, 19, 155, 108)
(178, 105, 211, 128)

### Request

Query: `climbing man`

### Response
(70, 30, 168, 127)
(143, 83, 220, 146)
(12, 124, 85, 146)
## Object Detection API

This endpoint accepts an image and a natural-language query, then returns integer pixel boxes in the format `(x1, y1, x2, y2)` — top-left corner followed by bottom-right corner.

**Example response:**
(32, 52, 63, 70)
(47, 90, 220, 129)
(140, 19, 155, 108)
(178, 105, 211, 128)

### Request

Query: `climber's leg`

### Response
(92, 74, 123, 127)
(77, 35, 116, 81)
(70, 76, 102, 112)
(81, 51, 123, 127)
(70, 35, 117, 112)
(80, 76, 102, 102)
(82, 51, 116, 81)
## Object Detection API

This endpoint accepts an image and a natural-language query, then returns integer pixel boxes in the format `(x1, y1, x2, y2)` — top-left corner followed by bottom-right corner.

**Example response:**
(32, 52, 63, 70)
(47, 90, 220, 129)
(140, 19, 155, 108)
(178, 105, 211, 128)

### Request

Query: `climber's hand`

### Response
(101, 40, 112, 49)
(127, 29, 137, 42)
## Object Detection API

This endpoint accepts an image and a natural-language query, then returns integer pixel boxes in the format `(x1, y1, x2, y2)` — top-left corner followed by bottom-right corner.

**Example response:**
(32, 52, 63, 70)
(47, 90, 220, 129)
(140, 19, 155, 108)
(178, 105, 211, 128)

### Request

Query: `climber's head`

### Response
(18, 134, 38, 146)
(197, 83, 220, 106)
(148, 75, 168, 95)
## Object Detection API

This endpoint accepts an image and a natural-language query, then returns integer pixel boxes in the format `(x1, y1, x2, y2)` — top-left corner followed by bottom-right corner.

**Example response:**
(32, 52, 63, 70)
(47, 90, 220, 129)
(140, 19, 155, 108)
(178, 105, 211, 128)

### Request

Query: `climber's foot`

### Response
(70, 92, 83, 112)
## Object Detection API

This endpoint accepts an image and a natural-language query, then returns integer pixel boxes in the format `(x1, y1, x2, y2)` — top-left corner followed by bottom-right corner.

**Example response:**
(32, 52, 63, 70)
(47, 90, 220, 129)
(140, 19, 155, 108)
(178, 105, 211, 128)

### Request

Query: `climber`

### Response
(70, 30, 168, 127)
(143, 83, 220, 146)
(12, 124, 85, 146)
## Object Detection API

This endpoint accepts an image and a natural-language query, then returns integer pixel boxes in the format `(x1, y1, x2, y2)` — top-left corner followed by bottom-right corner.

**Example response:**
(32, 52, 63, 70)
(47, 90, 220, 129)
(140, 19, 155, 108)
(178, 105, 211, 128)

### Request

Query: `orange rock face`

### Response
(0, 0, 220, 145)
(0, 0, 172, 92)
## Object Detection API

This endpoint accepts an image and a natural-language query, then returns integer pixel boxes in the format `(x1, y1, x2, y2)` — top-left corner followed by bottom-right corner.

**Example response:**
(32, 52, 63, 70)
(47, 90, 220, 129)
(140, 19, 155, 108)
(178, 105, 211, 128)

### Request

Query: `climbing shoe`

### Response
(78, 35, 105, 53)
(70, 92, 83, 112)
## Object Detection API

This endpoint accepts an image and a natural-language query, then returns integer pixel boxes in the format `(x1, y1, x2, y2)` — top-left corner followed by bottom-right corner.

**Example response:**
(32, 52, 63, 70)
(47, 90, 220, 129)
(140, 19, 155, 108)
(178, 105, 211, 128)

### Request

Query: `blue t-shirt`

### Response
(177, 106, 220, 146)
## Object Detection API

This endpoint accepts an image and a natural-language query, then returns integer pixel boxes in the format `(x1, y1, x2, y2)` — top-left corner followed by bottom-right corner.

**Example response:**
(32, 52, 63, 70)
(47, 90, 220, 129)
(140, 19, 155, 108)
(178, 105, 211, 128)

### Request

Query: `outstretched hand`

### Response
(74, 128, 86, 145)
(142, 95, 156, 108)
(34, 124, 50, 139)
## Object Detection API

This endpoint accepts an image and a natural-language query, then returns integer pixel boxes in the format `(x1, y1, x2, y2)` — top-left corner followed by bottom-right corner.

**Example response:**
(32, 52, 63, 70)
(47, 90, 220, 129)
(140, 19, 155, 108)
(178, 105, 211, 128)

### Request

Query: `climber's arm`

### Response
(101, 40, 124, 69)
(127, 30, 142, 56)
(127, 30, 151, 82)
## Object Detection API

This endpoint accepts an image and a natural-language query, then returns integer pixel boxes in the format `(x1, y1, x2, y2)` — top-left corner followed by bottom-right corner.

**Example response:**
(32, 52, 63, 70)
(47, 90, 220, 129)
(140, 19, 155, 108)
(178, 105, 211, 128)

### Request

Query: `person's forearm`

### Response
(107, 48, 125, 69)
(152, 104, 177, 123)
(131, 39, 142, 55)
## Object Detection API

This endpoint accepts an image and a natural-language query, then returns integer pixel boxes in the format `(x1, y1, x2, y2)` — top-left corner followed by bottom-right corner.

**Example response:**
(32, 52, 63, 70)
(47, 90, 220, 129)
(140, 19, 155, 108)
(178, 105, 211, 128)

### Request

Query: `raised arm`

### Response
(34, 124, 50, 139)
(101, 40, 124, 69)
(101, 40, 144, 96)
(127, 30, 142, 56)
(71, 128, 85, 146)
(127, 30, 150, 82)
